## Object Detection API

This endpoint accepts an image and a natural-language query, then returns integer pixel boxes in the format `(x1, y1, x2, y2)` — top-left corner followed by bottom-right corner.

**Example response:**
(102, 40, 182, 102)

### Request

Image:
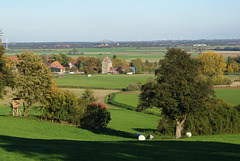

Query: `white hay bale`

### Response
(137, 133, 146, 141)
(186, 132, 192, 137)
(146, 135, 154, 140)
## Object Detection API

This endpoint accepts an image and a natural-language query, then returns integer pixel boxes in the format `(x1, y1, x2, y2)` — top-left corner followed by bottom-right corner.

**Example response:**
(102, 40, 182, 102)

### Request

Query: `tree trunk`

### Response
(175, 115, 187, 139)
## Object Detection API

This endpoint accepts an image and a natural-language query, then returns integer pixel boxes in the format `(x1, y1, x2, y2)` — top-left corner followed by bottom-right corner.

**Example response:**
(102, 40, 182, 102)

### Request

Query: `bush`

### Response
(126, 83, 140, 91)
(81, 103, 111, 129)
(157, 101, 240, 136)
(42, 89, 84, 125)
(184, 101, 240, 135)
(212, 77, 232, 85)
(157, 116, 175, 136)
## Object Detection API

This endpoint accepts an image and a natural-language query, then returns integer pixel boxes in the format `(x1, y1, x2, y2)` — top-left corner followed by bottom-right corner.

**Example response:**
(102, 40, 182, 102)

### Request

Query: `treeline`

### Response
(43, 53, 160, 74)
(215, 47, 240, 51)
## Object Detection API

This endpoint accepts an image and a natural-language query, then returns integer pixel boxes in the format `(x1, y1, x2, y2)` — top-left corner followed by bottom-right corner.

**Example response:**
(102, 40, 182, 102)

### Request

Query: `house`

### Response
(49, 61, 65, 73)
(102, 56, 112, 73)
(68, 58, 77, 68)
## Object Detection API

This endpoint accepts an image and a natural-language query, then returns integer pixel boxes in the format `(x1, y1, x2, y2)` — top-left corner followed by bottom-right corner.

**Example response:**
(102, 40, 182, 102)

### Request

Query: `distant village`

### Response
(8, 54, 149, 76)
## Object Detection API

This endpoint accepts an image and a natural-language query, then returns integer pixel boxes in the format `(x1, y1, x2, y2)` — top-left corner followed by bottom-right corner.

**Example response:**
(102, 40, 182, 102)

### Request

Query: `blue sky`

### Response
(1, 0, 240, 42)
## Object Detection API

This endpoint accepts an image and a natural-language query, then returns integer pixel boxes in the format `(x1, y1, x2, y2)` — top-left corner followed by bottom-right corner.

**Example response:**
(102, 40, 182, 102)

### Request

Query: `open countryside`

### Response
(1, 0, 240, 160)
(1, 42, 240, 161)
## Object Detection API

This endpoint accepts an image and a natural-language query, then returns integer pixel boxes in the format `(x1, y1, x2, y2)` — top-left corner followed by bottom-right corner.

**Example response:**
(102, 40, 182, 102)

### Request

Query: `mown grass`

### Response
(113, 93, 161, 115)
(1, 105, 240, 161)
(215, 89, 240, 105)
(56, 74, 155, 89)
(113, 89, 240, 112)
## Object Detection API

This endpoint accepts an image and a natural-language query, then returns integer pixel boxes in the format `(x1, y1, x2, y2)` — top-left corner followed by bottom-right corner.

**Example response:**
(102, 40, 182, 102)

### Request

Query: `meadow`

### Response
(1, 67, 240, 160)
(56, 74, 155, 89)
(7, 46, 239, 62)
(0, 105, 240, 161)
(112, 89, 240, 109)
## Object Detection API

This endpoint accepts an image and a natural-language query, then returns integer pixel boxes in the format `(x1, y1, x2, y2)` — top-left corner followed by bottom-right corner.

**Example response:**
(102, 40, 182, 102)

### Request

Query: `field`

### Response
(56, 74, 155, 89)
(6, 46, 240, 62)
(1, 71, 240, 160)
(1, 105, 240, 161)
(113, 89, 240, 110)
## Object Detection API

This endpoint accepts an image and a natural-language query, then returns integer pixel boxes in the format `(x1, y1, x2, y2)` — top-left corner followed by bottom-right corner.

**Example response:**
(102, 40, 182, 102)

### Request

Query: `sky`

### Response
(0, 0, 240, 42)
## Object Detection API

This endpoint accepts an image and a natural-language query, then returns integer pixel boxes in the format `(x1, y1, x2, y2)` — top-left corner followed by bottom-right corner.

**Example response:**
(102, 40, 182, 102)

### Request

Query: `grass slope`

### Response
(113, 89, 240, 109)
(0, 106, 240, 161)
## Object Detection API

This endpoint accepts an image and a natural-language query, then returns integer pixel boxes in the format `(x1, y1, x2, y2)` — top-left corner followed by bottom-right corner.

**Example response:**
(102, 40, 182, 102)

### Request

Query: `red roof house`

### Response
(49, 61, 65, 73)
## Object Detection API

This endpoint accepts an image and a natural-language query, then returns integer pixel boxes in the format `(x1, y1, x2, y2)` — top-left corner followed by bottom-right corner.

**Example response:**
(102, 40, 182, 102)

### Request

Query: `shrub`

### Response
(126, 83, 140, 91)
(213, 77, 232, 85)
(157, 116, 175, 136)
(157, 100, 240, 136)
(184, 101, 240, 135)
(81, 103, 111, 129)
(42, 89, 84, 125)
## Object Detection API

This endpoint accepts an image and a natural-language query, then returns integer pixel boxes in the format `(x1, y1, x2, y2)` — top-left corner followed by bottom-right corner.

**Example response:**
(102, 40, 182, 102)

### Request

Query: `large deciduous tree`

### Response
(14, 51, 55, 116)
(198, 51, 227, 84)
(137, 48, 215, 139)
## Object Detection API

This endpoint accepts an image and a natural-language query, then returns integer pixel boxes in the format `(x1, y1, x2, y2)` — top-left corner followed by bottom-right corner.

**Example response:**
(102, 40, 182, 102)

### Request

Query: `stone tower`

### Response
(102, 56, 112, 73)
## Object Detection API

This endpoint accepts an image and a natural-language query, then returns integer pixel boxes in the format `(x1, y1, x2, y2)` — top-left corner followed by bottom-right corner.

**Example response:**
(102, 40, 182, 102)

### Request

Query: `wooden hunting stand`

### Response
(12, 98, 21, 117)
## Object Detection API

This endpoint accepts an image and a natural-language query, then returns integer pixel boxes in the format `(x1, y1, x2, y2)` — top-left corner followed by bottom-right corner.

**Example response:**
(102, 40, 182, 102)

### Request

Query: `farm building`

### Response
(49, 61, 65, 73)
(102, 56, 112, 73)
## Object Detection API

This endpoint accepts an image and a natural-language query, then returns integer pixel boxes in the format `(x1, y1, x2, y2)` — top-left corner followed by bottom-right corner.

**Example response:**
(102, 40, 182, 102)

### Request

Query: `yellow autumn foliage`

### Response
(198, 51, 227, 84)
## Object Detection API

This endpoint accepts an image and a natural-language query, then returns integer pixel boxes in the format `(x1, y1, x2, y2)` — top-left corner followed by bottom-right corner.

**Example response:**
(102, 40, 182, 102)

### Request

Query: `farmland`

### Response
(6, 46, 240, 62)
(1, 50, 240, 160)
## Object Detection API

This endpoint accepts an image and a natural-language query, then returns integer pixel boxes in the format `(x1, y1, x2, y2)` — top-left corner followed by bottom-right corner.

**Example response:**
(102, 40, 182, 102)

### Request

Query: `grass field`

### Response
(8, 46, 237, 62)
(215, 89, 240, 105)
(1, 105, 240, 161)
(56, 74, 155, 89)
(113, 89, 240, 111)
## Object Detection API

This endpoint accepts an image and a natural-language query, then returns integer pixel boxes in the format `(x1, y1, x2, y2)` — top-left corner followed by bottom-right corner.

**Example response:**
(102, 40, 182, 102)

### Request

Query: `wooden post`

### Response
(12, 98, 21, 117)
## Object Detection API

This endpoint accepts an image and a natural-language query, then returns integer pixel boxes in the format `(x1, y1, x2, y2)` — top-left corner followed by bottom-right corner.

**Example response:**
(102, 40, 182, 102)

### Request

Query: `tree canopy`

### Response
(137, 48, 215, 139)
(14, 51, 55, 116)
(0, 36, 14, 98)
(198, 51, 227, 84)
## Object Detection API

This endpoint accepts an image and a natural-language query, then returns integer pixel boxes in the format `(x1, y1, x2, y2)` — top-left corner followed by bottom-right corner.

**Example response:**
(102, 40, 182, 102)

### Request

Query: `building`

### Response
(49, 61, 65, 73)
(102, 56, 112, 73)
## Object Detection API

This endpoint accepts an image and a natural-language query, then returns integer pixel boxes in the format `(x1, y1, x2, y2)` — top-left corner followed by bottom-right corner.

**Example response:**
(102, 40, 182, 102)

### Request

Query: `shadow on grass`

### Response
(133, 128, 158, 133)
(86, 128, 136, 139)
(1, 135, 240, 161)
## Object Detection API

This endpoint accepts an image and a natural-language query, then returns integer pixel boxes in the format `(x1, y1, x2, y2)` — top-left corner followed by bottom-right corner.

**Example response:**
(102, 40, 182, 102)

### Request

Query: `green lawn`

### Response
(56, 74, 155, 89)
(114, 93, 161, 115)
(215, 89, 240, 105)
(113, 89, 240, 112)
(1, 105, 240, 160)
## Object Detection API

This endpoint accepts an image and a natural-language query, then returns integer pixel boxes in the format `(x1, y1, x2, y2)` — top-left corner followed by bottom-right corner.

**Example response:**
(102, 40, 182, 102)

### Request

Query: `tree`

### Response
(137, 48, 215, 139)
(0, 35, 14, 98)
(50, 54, 72, 67)
(72, 48, 78, 54)
(14, 51, 55, 116)
(198, 51, 227, 84)
(112, 57, 128, 68)
(130, 58, 143, 73)
(227, 60, 239, 74)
